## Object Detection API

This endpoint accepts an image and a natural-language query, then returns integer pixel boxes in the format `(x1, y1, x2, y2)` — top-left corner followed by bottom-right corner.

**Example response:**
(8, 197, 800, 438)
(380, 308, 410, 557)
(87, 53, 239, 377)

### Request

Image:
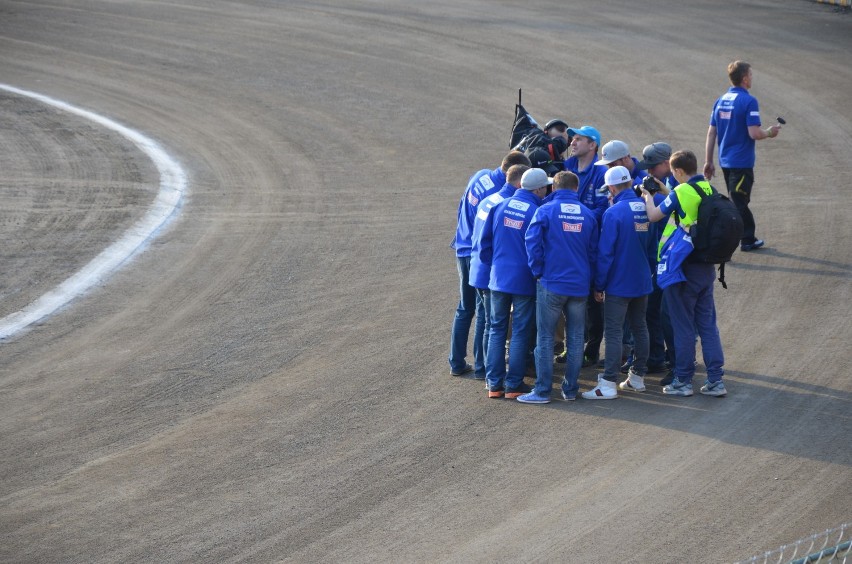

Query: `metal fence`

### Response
(737, 523, 850, 564)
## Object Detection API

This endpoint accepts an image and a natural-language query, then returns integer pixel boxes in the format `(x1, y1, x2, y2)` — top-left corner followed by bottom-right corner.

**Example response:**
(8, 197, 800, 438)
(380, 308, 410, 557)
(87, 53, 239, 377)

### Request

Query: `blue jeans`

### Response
(663, 262, 725, 384)
(603, 294, 649, 381)
(486, 290, 535, 391)
(533, 283, 585, 398)
(476, 288, 491, 375)
(449, 256, 485, 374)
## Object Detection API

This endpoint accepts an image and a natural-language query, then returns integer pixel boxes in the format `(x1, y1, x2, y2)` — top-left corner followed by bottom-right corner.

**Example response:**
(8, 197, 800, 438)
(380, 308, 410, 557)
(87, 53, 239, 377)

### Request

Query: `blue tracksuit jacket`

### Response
(594, 189, 654, 297)
(563, 155, 609, 224)
(525, 190, 598, 297)
(453, 167, 506, 257)
(480, 189, 542, 296)
(469, 183, 518, 289)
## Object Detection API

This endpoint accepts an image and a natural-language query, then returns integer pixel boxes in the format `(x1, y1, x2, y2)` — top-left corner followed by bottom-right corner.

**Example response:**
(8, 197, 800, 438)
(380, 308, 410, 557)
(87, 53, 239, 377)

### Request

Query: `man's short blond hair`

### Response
(553, 171, 579, 191)
(728, 60, 751, 86)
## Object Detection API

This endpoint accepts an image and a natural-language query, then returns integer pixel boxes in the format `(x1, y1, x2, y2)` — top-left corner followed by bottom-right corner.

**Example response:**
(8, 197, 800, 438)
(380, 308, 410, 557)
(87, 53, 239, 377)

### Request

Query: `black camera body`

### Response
(635, 175, 661, 198)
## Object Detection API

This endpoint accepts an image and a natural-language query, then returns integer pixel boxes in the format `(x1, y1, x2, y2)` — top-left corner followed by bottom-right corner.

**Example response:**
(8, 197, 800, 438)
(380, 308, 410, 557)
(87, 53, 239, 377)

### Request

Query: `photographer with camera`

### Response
(636, 142, 677, 382)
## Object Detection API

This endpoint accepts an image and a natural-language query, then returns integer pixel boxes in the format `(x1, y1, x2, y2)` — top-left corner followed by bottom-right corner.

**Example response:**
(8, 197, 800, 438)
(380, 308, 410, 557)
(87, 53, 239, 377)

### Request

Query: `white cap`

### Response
(595, 140, 630, 165)
(604, 165, 631, 187)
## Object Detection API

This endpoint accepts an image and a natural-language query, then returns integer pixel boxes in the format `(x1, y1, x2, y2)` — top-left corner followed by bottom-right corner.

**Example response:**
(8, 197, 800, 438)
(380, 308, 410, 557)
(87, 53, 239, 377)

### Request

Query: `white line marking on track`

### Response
(0, 84, 187, 341)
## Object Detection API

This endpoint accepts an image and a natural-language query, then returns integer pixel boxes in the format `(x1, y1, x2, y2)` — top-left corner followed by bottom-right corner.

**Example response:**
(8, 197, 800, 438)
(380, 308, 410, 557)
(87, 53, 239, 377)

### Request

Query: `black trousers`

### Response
(722, 167, 756, 244)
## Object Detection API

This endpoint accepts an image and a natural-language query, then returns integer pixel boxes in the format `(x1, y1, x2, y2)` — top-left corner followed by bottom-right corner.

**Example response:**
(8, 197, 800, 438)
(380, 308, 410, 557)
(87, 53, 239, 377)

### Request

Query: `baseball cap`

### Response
(595, 140, 630, 165)
(604, 165, 631, 187)
(566, 125, 601, 147)
(544, 119, 568, 131)
(636, 142, 673, 170)
(520, 168, 553, 190)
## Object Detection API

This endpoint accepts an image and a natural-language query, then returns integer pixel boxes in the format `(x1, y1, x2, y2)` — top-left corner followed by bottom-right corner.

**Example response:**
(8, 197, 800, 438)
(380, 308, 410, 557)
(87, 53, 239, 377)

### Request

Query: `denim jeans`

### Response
(486, 290, 535, 392)
(663, 262, 725, 384)
(603, 294, 649, 381)
(449, 256, 485, 374)
(476, 288, 491, 376)
(533, 283, 585, 398)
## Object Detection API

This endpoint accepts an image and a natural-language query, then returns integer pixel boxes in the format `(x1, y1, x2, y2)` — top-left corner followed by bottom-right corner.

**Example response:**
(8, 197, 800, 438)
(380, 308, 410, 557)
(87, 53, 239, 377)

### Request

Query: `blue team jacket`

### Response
(525, 190, 599, 297)
(563, 156, 609, 224)
(480, 189, 542, 296)
(469, 183, 517, 289)
(594, 190, 653, 297)
(453, 167, 506, 257)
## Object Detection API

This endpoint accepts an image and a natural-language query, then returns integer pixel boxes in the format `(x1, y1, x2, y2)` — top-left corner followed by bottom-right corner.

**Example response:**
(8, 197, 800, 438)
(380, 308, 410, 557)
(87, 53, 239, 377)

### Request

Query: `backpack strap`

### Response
(689, 182, 711, 200)
(717, 263, 728, 290)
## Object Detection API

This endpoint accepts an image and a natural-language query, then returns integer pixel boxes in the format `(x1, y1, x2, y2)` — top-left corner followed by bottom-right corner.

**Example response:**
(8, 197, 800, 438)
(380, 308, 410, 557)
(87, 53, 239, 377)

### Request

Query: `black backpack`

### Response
(677, 182, 744, 288)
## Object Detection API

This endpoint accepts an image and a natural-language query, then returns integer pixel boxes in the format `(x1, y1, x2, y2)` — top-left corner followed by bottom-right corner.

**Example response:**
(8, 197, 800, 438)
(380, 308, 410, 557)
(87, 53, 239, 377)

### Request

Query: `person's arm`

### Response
(748, 124, 781, 140)
(704, 125, 717, 180)
(524, 211, 545, 279)
(641, 189, 666, 222)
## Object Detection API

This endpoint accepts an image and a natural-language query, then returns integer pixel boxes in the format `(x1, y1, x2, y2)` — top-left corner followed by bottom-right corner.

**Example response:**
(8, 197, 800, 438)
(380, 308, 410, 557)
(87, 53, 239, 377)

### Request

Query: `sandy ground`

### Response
(0, 1, 850, 562)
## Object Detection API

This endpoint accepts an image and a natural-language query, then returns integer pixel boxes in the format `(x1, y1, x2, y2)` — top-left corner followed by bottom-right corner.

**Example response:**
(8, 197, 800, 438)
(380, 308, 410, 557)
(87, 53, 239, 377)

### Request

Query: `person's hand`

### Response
(703, 161, 715, 180)
(594, 291, 604, 303)
(766, 124, 781, 138)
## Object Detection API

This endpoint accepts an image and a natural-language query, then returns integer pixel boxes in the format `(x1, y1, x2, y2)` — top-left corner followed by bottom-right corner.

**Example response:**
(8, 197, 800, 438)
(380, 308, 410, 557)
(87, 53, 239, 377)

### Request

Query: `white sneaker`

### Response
(618, 368, 646, 392)
(582, 374, 618, 400)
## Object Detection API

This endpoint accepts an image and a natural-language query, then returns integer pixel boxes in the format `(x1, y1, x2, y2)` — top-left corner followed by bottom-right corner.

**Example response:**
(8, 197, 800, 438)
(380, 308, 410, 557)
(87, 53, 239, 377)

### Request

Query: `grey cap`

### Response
(520, 168, 553, 190)
(594, 140, 630, 165)
(636, 142, 673, 170)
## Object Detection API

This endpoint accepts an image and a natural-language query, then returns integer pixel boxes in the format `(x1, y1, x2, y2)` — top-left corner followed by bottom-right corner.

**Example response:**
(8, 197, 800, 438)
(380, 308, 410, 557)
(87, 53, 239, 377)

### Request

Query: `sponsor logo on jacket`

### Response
(508, 199, 530, 212)
(504, 217, 524, 229)
(560, 203, 581, 214)
(563, 222, 582, 232)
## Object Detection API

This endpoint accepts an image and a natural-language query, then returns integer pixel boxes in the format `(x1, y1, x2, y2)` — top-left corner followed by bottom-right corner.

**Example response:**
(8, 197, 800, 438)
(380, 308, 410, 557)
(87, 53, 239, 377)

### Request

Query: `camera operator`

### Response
(636, 142, 677, 382)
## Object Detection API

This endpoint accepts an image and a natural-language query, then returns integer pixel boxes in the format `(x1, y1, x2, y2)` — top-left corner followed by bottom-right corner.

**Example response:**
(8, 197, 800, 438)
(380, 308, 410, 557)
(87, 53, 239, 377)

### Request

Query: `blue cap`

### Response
(567, 125, 601, 147)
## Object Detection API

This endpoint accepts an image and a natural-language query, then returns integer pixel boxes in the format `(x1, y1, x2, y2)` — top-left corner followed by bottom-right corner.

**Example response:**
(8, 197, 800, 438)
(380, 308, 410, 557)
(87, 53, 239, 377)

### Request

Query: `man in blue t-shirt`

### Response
(704, 60, 782, 252)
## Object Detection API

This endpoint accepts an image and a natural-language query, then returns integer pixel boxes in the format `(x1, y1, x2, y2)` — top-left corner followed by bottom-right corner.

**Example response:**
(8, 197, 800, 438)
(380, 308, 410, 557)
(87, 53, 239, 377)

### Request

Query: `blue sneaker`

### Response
(516, 391, 551, 404)
(700, 380, 727, 397)
(662, 378, 693, 396)
(560, 390, 576, 401)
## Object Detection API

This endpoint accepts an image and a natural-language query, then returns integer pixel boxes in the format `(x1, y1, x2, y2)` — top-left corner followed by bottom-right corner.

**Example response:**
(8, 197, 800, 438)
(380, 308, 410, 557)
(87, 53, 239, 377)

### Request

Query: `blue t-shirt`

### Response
(710, 86, 761, 168)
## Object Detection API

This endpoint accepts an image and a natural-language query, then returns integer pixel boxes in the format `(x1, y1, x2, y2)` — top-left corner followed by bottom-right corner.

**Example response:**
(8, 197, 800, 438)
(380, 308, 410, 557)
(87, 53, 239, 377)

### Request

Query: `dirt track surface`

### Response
(1, 1, 850, 562)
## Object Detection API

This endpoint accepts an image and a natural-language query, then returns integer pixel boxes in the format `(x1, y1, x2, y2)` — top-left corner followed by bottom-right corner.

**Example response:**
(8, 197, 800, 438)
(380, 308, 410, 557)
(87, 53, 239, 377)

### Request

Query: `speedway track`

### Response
(0, 1, 850, 562)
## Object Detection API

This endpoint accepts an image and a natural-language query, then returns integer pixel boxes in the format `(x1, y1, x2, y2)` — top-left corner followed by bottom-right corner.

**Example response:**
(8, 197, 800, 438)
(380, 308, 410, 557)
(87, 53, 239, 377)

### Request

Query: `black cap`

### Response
(544, 119, 568, 131)
(636, 142, 673, 170)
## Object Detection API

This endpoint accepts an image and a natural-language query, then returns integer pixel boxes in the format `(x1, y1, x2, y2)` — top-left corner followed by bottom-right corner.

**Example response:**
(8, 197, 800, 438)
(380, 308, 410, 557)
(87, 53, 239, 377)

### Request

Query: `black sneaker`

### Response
(741, 239, 765, 252)
(582, 355, 599, 368)
(555, 350, 568, 364)
(504, 382, 533, 399)
(659, 369, 675, 387)
(450, 363, 474, 377)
